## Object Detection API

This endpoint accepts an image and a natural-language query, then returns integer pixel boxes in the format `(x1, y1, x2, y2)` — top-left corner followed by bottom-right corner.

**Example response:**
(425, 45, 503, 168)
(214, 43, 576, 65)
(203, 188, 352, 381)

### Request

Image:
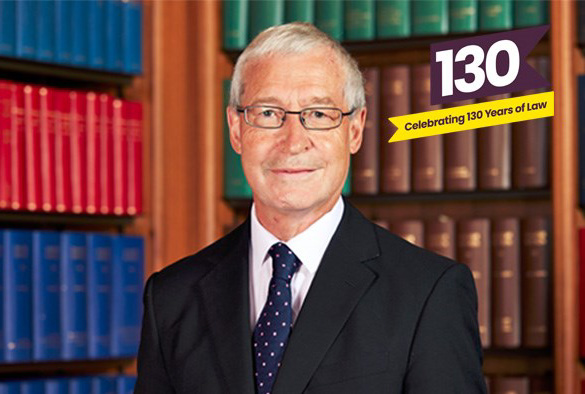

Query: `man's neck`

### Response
(254, 197, 340, 241)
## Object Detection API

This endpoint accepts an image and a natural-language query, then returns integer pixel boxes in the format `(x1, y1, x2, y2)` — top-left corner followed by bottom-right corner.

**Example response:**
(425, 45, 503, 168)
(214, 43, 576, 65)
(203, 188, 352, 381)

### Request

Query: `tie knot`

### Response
(268, 242, 300, 283)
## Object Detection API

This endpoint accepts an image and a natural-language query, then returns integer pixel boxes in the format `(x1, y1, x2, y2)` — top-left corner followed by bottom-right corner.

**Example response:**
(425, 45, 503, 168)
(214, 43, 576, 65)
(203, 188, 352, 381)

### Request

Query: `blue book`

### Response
(0, 382, 21, 394)
(88, 0, 106, 69)
(87, 233, 113, 359)
(69, 377, 91, 394)
(122, 0, 143, 74)
(15, 0, 36, 59)
(60, 232, 88, 360)
(44, 379, 68, 394)
(105, 0, 123, 72)
(0, 233, 4, 363)
(116, 376, 136, 394)
(32, 231, 61, 361)
(111, 235, 144, 357)
(55, 0, 72, 64)
(3, 229, 33, 362)
(92, 376, 116, 394)
(71, 0, 88, 66)
(0, 1, 16, 56)
(36, 0, 55, 62)
(20, 380, 45, 394)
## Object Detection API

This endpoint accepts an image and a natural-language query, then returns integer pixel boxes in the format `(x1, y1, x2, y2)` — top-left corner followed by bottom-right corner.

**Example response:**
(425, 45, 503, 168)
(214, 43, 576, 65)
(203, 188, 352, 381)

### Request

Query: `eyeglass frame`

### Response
(236, 105, 356, 131)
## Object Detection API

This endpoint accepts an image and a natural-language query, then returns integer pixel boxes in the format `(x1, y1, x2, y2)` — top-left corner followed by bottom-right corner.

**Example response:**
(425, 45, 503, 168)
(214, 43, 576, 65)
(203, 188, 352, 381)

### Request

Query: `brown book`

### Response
(522, 217, 551, 348)
(411, 64, 443, 192)
(491, 377, 530, 394)
(492, 218, 521, 348)
(478, 94, 511, 190)
(529, 375, 553, 394)
(424, 216, 455, 259)
(512, 57, 550, 189)
(444, 99, 476, 191)
(380, 65, 410, 193)
(391, 220, 424, 247)
(352, 67, 380, 195)
(457, 218, 491, 348)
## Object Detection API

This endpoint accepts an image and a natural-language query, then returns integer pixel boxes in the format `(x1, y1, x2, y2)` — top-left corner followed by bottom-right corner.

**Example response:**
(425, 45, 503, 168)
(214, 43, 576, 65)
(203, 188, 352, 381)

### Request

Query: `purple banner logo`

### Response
(430, 25, 550, 105)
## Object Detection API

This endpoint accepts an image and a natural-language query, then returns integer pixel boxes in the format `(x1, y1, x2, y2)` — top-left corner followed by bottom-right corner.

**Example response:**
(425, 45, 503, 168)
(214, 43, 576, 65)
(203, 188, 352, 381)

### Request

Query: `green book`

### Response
(223, 80, 253, 199)
(248, 0, 285, 42)
(376, 0, 410, 38)
(285, 0, 314, 23)
(344, 0, 375, 41)
(342, 164, 351, 196)
(449, 0, 478, 33)
(479, 0, 512, 31)
(412, 0, 448, 36)
(315, 0, 344, 41)
(223, 0, 249, 50)
(514, 0, 547, 27)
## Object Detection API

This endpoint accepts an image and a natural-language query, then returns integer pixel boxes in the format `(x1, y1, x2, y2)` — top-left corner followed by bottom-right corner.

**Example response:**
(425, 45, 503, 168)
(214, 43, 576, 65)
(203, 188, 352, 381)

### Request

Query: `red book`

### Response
(11, 83, 25, 211)
(54, 89, 73, 213)
(444, 99, 476, 191)
(391, 220, 424, 247)
(124, 100, 143, 215)
(99, 93, 114, 215)
(69, 91, 87, 214)
(491, 377, 529, 394)
(86, 92, 100, 214)
(425, 216, 455, 259)
(24, 85, 42, 212)
(39, 87, 56, 212)
(0, 81, 13, 210)
(113, 99, 126, 215)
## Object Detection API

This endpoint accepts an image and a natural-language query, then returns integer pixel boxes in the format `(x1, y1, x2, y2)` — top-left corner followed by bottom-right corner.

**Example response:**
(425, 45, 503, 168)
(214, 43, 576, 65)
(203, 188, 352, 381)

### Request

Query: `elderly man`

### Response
(135, 23, 486, 394)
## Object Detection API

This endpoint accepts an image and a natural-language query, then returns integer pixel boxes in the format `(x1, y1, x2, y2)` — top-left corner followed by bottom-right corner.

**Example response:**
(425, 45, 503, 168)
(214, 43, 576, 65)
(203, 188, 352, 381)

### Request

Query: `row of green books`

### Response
(223, 0, 549, 50)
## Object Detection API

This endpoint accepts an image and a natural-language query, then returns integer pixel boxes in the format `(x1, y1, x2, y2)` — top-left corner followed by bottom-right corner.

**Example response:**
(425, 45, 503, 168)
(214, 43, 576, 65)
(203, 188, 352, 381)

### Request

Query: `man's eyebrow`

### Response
(303, 96, 337, 106)
(249, 97, 285, 106)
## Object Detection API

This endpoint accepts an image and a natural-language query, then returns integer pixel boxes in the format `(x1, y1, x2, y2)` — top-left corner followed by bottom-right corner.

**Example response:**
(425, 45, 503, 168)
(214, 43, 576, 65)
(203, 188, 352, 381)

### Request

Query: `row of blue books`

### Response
(0, 230, 144, 363)
(0, 0, 143, 75)
(0, 375, 136, 394)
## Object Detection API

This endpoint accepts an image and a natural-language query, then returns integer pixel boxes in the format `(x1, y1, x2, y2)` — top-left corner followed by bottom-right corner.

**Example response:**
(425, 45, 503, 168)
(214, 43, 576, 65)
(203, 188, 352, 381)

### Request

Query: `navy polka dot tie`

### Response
(253, 242, 300, 394)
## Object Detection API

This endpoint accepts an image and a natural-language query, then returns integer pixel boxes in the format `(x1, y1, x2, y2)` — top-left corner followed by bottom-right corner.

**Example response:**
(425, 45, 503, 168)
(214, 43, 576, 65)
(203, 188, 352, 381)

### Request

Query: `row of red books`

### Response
(0, 81, 143, 216)
(354, 57, 550, 195)
(376, 216, 550, 350)
(486, 375, 551, 394)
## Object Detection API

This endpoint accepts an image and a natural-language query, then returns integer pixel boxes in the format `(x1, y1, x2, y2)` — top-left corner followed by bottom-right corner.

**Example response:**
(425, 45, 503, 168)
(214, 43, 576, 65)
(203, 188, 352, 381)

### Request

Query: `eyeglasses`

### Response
(236, 105, 355, 130)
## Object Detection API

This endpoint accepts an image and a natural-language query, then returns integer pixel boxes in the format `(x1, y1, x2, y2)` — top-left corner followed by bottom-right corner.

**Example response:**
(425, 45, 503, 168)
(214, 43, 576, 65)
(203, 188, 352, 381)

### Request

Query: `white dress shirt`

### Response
(249, 196, 345, 330)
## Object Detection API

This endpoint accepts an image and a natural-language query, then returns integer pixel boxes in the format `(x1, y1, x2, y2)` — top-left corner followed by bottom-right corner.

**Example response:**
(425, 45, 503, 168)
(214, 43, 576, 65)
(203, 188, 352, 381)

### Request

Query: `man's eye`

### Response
(308, 110, 327, 119)
(261, 110, 276, 117)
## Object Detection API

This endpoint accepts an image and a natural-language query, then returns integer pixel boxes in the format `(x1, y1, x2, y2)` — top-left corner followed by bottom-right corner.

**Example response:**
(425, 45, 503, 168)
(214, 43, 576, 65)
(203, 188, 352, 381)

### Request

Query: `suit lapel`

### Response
(272, 202, 380, 394)
(197, 220, 256, 394)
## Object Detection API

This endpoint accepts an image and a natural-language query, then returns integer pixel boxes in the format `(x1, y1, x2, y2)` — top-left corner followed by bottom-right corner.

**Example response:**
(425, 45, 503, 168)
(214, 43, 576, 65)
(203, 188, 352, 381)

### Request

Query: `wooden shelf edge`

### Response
(0, 358, 135, 377)
(0, 211, 138, 228)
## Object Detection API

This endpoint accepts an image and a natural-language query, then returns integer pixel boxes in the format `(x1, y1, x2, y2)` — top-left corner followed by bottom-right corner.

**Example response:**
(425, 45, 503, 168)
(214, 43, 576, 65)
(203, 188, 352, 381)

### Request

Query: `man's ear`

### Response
(227, 106, 243, 154)
(348, 107, 367, 154)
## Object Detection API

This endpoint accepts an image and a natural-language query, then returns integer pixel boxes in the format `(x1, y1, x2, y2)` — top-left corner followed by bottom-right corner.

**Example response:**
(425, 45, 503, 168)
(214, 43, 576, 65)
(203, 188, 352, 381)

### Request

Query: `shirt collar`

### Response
(250, 196, 345, 274)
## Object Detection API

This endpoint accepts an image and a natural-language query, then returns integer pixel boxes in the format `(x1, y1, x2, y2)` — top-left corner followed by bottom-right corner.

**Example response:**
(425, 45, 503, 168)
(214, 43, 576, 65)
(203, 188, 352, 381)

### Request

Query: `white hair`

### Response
(229, 22, 365, 111)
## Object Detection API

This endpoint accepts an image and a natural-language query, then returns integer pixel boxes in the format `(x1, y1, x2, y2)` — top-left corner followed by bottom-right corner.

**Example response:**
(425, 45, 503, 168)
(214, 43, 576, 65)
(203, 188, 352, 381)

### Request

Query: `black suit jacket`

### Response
(135, 201, 487, 393)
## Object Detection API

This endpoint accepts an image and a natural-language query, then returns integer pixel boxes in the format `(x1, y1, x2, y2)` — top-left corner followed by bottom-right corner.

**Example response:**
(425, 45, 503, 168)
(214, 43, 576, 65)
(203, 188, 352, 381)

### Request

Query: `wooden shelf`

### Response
(0, 358, 135, 378)
(0, 211, 136, 229)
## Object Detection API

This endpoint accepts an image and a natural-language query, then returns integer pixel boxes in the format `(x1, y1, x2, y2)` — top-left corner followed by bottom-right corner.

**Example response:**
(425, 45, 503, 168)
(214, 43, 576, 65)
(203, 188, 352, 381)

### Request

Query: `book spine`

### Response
(105, 0, 123, 72)
(36, 0, 55, 62)
(0, 82, 13, 210)
(122, 0, 143, 74)
(32, 231, 61, 361)
(412, 64, 443, 192)
(390, 220, 424, 247)
(342, 165, 351, 196)
(376, 0, 410, 38)
(491, 218, 521, 348)
(60, 232, 88, 360)
(20, 381, 45, 394)
(529, 375, 553, 393)
(352, 67, 380, 194)
(55, 0, 72, 64)
(4, 230, 33, 362)
(0, 231, 4, 362)
(223, 0, 249, 50)
(514, 0, 547, 28)
(111, 235, 144, 357)
(424, 217, 455, 259)
(412, 0, 448, 36)
(54, 89, 73, 213)
(88, 0, 105, 69)
(69, 91, 87, 214)
(45, 379, 69, 394)
(522, 217, 551, 348)
(15, 0, 36, 59)
(68, 377, 91, 394)
(113, 99, 126, 215)
(248, 0, 284, 42)
(71, 0, 88, 67)
(99, 94, 114, 215)
(86, 92, 100, 214)
(40, 87, 56, 212)
(91, 376, 116, 394)
(125, 100, 142, 215)
(449, 0, 478, 33)
(479, 0, 512, 31)
(344, 0, 375, 41)
(24, 85, 41, 212)
(490, 377, 529, 394)
(380, 65, 410, 193)
(315, 0, 343, 41)
(457, 218, 491, 348)
(478, 94, 511, 190)
(12, 83, 25, 211)
(116, 376, 137, 394)
(87, 234, 113, 359)
(444, 100, 476, 191)
(0, 1, 15, 56)
(284, 0, 314, 23)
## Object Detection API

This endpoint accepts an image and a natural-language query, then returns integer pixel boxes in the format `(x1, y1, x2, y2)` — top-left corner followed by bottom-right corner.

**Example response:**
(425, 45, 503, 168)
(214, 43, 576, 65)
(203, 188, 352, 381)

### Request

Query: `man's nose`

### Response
(279, 115, 311, 154)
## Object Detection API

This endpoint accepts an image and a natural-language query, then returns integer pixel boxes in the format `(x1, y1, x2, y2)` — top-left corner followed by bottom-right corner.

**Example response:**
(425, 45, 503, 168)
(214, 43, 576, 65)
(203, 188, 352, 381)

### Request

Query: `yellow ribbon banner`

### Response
(387, 91, 554, 143)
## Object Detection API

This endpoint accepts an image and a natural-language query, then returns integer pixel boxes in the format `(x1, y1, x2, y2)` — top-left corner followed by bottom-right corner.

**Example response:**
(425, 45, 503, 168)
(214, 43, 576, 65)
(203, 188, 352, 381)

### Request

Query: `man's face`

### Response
(227, 49, 366, 217)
